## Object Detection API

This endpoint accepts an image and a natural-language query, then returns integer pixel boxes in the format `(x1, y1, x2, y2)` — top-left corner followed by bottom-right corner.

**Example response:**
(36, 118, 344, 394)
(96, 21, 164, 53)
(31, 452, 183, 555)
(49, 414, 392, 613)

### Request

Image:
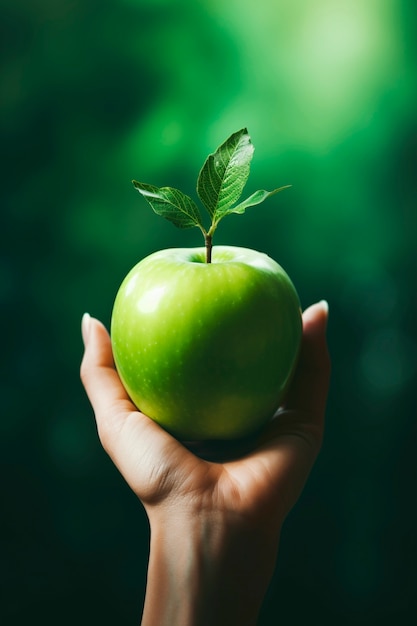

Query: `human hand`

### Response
(80, 301, 330, 626)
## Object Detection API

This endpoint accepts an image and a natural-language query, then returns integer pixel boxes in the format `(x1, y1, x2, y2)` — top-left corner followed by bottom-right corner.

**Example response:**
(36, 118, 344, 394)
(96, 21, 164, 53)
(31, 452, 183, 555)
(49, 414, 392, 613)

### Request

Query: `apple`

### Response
(111, 244, 302, 441)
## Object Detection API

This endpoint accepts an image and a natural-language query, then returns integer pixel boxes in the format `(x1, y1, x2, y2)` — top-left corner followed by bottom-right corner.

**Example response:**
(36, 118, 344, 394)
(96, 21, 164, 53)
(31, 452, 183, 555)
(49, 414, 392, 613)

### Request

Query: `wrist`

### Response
(141, 504, 281, 626)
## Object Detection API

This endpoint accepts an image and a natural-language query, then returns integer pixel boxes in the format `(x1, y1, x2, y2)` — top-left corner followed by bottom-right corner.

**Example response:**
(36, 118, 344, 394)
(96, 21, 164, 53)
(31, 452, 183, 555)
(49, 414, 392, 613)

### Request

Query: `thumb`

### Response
(80, 313, 135, 425)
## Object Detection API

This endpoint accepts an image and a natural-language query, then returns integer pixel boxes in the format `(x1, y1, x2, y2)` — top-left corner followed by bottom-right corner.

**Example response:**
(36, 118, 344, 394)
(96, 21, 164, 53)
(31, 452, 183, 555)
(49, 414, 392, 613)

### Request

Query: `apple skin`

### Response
(111, 245, 302, 441)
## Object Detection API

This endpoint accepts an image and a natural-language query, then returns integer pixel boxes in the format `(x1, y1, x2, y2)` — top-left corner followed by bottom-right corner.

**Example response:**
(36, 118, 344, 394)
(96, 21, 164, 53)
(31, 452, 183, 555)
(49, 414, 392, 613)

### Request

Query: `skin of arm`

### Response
(80, 301, 330, 626)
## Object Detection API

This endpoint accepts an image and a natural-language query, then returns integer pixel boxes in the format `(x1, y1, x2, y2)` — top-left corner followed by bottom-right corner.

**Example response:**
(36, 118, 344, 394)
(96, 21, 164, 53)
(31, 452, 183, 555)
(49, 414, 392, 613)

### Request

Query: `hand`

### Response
(80, 301, 330, 626)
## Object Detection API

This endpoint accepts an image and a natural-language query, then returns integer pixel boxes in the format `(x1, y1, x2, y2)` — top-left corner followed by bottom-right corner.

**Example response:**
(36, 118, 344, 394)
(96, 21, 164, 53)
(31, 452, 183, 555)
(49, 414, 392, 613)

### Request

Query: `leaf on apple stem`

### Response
(226, 186, 292, 216)
(197, 128, 254, 220)
(132, 128, 291, 262)
(132, 181, 205, 231)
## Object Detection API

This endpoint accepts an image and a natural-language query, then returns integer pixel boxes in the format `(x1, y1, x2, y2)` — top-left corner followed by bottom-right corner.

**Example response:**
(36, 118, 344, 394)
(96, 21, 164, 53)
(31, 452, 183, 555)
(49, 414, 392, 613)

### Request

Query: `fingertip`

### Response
(80, 315, 114, 374)
(317, 299, 329, 316)
(283, 299, 331, 417)
(303, 299, 328, 317)
(80, 315, 133, 428)
(302, 300, 329, 334)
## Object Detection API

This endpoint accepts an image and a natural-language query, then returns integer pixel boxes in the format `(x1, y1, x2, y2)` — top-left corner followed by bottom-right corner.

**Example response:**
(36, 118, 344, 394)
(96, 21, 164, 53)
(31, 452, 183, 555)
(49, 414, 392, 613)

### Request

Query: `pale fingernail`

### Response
(318, 300, 329, 333)
(81, 312, 91, 346)
(318, 299, 329, 314)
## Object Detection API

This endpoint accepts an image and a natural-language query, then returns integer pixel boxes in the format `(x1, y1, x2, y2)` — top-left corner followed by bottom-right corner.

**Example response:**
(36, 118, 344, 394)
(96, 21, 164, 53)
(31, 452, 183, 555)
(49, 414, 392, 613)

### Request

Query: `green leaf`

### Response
(133, 181, 204, 230)
(225, 186, 292, 216)
(197, 128, 254, 220)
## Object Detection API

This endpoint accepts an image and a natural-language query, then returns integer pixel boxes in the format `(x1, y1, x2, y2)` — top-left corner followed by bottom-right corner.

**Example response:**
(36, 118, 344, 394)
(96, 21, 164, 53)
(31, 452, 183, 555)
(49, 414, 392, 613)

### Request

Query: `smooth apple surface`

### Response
(111, 245, 302, 441)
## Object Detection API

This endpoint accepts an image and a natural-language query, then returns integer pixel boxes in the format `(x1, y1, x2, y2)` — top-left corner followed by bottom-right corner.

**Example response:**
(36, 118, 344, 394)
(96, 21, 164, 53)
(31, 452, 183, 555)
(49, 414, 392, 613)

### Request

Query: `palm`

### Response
(102, 401, 321, 533)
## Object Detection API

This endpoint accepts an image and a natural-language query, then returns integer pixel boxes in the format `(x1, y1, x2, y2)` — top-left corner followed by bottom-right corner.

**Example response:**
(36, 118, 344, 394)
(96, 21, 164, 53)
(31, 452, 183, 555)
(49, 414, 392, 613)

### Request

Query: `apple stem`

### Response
(205, 233, 213, 263)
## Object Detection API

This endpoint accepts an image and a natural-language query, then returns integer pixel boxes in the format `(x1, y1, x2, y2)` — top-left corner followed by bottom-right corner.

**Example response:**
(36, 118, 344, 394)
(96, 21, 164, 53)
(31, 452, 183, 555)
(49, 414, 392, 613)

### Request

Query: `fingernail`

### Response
(81, 312, 91, 346)
(318, 300, 329, 333)
(319, 300, 329, 314)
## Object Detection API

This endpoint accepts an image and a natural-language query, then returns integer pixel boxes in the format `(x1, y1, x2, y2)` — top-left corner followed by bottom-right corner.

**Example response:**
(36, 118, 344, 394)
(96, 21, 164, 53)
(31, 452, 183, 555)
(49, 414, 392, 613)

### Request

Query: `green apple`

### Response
(111, 245, 302, 440)
(110, 128, 301, 442)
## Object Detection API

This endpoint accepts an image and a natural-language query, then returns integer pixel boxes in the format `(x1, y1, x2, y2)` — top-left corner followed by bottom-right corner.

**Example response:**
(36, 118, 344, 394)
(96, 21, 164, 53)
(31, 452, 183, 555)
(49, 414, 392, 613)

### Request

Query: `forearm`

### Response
(141, 508, 281, 626)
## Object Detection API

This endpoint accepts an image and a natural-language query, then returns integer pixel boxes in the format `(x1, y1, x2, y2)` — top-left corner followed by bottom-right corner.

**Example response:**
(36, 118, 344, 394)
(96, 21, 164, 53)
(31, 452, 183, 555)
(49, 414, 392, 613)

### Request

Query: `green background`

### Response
(2, 0, 415, 624)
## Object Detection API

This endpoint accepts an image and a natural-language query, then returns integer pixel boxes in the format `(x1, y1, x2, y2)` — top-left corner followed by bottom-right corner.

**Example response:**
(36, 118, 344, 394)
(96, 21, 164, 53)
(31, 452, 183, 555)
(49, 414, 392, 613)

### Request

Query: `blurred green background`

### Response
(1, 0, 415, 624)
